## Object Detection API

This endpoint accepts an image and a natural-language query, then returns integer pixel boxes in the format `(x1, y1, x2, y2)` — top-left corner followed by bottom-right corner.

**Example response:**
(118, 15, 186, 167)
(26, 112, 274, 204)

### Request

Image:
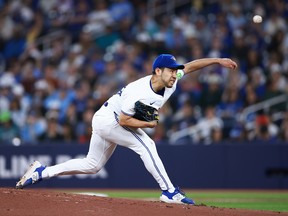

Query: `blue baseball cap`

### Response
(152, 54, 185, 71)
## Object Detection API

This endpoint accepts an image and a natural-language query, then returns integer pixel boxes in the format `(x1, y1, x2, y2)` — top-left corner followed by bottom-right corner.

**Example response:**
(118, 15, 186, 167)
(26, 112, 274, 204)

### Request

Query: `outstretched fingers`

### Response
(220, 58, 238, 70)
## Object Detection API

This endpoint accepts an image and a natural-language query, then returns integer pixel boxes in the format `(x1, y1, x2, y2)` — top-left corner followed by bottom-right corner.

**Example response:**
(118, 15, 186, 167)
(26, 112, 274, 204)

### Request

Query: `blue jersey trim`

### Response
(150, 79, 165, 96)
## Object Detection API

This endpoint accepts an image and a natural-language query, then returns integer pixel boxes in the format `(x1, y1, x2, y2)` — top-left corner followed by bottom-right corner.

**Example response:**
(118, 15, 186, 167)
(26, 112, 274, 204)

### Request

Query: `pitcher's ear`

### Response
(154, 67, 163, 75)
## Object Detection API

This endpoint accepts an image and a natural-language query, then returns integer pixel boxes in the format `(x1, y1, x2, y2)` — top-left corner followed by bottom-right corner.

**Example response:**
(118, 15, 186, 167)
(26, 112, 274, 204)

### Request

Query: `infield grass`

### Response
(64, 189, 288, 212)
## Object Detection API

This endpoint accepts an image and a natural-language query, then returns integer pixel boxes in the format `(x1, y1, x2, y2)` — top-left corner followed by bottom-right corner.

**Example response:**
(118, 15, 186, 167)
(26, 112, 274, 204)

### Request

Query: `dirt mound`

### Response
(0, 188, 286, 216)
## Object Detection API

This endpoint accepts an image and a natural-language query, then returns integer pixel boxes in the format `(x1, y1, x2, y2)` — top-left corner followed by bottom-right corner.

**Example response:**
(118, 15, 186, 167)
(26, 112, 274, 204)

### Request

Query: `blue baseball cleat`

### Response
(160, 187, 195, 205)
(16, 161, 46, 189)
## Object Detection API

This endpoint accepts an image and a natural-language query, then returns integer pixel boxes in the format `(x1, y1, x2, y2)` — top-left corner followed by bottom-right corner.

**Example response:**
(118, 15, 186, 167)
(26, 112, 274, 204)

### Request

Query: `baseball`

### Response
(253, 15, 262, 23)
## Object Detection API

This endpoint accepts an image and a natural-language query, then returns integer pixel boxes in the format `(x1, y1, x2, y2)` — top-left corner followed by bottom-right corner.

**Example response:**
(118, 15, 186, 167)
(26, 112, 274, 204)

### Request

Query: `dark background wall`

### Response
(1, 142, 288, 189)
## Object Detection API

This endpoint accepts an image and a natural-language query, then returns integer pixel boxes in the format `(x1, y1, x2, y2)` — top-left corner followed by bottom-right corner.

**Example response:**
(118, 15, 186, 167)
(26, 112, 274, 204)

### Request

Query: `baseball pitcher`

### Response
(16, 54, 237, 204)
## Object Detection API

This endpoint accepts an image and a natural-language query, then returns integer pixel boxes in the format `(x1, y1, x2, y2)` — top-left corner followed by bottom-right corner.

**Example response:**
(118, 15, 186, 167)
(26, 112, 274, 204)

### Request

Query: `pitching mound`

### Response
(0, 188, 286, 216)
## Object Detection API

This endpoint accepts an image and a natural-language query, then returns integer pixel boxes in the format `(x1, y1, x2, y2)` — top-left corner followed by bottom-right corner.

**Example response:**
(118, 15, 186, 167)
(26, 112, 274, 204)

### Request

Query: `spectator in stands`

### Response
(0, 110, 19, 143)
(242, 82, 258, 106)
(262, 76, 286, 113)
(157, 102, 173, 134)
(225, 61, 247, 90)
(217, 85, 244, 139)
(152, 122, 167, 144)
(249, 67, 266, 99)
(30, 79, 50, 115)
(252, 113, 279, 142)
(211, 127, 223, 143)
(269, 63, 287, 92)
(65, 101, 77, 121)
(61, 120, 76, 143)
(67, 0, 90, 41)
(170, 74, 201, 112)
(0, 74, 14, 111)
(45, 0, 73, 32)
(230, 29, 249, 67)
(267, 29, 286, 60)
(44, 82, 74, 122)
(2, 25, 26, 60)
(0, 1, 287, 145)
(9, 96, 26, 128)
(58, 43, 85, 80)
(44, 38, 66, 66)
(76, 108, 94, 144)
(172, 100, 198, 132)
(199, 73, 223, 110)
(38, 110, 63, 142)
(264, 11, 287, 39)
(240, 82, 260, 127)
(72, 80, 91, 121)
(193, 16, 211, 51)
(0, 5, 15, 43)
(94, 24, 121, 51)
(194, 106, 223, 145)
(86, 0, 114, 37)
(245, 48, 263, 72)
(20, 110, 47, 144)
(227, 3, 246, 31)
(132, 12, 159, 42)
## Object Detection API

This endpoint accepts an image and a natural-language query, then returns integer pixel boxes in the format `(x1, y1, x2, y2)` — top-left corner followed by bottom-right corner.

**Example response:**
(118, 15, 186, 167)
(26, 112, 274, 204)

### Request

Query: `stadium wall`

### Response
(0, 142, 288, 189)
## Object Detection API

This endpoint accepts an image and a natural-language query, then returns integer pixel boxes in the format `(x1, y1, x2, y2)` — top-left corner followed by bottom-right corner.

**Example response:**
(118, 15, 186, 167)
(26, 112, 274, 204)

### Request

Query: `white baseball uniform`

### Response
(46, 73, 182, 191)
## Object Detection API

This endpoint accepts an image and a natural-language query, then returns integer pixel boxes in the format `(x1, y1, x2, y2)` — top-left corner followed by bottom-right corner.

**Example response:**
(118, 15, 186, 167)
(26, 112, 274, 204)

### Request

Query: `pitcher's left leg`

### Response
(105, 123, 174, 191)
(16, 132, 117, 189)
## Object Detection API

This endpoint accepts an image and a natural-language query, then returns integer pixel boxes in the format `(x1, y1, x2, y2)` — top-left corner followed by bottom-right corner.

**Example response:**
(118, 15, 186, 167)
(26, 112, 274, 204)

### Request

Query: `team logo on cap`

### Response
(171, 56, 176, 61)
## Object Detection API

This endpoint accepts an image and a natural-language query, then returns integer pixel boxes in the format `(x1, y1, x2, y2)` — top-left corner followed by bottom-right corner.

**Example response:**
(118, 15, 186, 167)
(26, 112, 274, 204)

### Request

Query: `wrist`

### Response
(147, 121, 157, 128)
(215, 58, 222, 64)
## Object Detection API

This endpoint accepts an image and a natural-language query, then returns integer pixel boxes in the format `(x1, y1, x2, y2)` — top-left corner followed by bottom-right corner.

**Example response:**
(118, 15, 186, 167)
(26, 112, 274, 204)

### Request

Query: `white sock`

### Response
(168, 187, 175, 193)
(41, 168, 49, 179)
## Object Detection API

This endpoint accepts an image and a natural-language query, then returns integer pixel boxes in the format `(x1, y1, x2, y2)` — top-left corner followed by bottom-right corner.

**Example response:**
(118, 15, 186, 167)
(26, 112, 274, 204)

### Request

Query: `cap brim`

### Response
(169, 64, 185, 69)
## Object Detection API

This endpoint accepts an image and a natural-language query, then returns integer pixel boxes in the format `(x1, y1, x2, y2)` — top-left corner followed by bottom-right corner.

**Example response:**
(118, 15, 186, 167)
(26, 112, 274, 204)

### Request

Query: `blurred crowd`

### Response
(0, 0, 287, 146)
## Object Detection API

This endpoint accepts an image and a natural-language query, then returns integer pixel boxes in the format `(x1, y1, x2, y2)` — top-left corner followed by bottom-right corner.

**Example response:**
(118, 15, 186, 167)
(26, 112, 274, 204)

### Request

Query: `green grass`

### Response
(62, 189, 288, 212)
(190, 191, 288, 212)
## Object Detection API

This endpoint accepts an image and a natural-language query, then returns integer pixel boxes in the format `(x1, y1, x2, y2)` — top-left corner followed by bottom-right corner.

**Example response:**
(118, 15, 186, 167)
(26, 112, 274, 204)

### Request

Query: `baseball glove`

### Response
(133, 101, 159, 122)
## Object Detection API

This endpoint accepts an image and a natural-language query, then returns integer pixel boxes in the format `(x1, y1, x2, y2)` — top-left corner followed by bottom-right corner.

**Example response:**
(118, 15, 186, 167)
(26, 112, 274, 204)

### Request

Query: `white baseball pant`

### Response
(46, 105, 174, 191)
